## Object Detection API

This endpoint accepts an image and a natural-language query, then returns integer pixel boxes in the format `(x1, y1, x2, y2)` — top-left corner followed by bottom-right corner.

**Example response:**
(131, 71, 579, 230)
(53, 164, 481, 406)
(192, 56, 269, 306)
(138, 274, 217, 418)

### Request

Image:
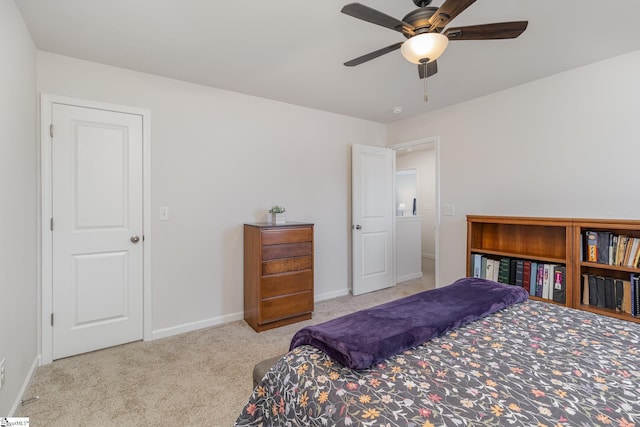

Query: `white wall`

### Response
(388, 50, 640, 287)
(0, 0, 38, 415)
(396, 148, 436, 258)
(37, 52, 386, 334)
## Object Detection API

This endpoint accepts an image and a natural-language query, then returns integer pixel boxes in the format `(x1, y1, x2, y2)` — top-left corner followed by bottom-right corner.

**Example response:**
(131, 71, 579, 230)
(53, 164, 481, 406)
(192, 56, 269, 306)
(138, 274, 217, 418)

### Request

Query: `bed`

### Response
(235, 278, 640, 426)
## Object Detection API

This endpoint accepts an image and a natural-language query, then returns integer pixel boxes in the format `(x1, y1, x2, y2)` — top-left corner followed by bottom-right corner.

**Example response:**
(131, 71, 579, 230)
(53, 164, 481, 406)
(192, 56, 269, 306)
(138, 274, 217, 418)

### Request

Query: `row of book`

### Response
(583, 230, 640, 268)
(470, 254, 566, 304)
(581, 273, 640, 316)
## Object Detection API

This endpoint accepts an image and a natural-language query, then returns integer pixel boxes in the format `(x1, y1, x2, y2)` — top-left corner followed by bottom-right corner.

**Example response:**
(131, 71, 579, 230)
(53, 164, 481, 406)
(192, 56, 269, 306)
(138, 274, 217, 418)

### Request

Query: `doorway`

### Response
(390, 137, 440, 289)
(40, 94, 152, 364)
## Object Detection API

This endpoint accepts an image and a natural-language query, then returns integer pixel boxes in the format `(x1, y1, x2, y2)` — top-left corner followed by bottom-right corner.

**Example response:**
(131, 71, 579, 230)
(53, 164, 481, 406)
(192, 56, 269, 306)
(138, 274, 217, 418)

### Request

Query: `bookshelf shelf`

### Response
(575, 303, 637, 323)
(467, 215, 640, 324)
(579, 261, 640, 274)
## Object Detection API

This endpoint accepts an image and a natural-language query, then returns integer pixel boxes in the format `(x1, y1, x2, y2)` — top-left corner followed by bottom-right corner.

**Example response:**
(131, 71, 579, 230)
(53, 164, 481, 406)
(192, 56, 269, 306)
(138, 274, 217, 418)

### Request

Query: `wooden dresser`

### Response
(244, 222, 314, 332)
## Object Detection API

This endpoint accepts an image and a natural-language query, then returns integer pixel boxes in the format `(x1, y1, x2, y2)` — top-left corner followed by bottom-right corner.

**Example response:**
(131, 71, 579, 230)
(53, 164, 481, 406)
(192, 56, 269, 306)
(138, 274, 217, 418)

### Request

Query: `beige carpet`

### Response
(17, 270, 434, 426)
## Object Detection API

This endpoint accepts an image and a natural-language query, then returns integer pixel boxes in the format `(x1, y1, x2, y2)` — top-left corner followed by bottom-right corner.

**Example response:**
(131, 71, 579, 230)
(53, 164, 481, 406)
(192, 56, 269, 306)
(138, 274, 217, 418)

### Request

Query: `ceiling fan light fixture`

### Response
(400, 32, 449, 64)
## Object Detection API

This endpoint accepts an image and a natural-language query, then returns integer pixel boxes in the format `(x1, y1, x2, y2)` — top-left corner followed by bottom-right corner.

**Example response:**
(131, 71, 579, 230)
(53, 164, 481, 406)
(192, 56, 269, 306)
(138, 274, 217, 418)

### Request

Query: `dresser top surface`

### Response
(244, 222, 314, 229)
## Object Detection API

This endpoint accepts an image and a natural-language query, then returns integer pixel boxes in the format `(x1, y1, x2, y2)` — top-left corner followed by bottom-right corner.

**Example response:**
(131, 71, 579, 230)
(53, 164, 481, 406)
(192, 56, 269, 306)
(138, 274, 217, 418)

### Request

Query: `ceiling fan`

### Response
(342, 0, 528, 80)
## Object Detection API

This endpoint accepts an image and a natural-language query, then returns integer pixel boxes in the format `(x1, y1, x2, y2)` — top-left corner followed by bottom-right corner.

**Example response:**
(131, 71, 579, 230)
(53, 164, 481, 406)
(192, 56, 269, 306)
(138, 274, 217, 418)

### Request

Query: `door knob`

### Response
(130, 235, 140, 243)
(354, 225, 362, 230)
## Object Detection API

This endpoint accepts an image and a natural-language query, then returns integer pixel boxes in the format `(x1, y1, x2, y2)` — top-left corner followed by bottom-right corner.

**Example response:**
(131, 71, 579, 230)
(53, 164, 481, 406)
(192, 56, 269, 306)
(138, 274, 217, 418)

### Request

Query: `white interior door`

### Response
(51, 103, 144, 360)
(352, 144, 395, 295)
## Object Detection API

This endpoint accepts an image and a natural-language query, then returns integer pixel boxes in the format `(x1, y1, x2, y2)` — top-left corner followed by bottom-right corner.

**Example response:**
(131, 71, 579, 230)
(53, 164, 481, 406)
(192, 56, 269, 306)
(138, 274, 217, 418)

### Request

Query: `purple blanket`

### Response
(290, 277, 528, 369)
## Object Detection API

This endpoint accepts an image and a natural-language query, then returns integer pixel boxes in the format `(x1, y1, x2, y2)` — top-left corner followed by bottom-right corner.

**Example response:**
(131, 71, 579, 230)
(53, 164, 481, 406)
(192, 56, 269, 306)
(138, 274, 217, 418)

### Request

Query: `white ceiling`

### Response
(15, 0, 640, 123)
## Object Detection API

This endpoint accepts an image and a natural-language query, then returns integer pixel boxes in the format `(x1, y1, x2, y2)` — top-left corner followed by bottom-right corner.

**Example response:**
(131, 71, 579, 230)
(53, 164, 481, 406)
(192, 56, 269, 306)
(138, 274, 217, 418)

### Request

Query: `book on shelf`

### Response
(622, 279, 632, 314)
(610, 234, 618, 265)
(634, 240, 640, 268)
(622, 237, 634, 267)
(497, 257, 511, 284)
(522, 260, 532, 294)
(582, 273, 589, 305)
(626, 238, 640, 268)
(616, 235, 629, 266)
(485, 258, 494, 281)
(493, 259, 501, 282)
(481, 256, 488, 279)
(529, 262, 538, 296)
(597, 232, 611, 265)
(552, 265, 566, 304)
(485, 258, 499, 282)
(586, 231, 598, 262)
(509, 259, 517, 285)
(588, 275, 598, 306)
(595, 276, 606, 308)
(535, 264, 544, 298)
(542, 264, 556, 300)
(472, 254, 483, 278)
(604, 277, 616, 310)
(615, 279, 624, 312)
(515, 260, 524, 287)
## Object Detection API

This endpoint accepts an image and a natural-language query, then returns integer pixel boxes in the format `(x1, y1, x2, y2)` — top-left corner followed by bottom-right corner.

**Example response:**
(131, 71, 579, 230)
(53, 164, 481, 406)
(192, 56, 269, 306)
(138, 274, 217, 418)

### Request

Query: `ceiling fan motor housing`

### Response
(402, 7, 439, 37)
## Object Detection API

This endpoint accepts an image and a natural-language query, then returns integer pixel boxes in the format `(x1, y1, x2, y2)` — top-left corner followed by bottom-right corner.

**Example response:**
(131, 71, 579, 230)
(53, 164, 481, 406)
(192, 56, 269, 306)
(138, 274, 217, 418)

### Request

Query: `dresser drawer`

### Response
(262, 242, 312, 261)
(261, 270, 313, 298)
(261, 291, 313, 323)
(262, 256, 312, 276)
(261, 227, 312, 245)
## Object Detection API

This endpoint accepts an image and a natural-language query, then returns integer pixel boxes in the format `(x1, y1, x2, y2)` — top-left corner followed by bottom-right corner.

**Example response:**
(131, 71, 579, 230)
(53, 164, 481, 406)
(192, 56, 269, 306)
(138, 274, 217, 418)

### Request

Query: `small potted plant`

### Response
(269, 205, 286, 224)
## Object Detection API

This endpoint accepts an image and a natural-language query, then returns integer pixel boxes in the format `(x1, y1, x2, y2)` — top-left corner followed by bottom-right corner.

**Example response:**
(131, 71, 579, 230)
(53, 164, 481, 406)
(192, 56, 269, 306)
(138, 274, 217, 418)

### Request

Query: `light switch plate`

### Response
(444, 204, 455, 216)
(160, 207, 169, 221)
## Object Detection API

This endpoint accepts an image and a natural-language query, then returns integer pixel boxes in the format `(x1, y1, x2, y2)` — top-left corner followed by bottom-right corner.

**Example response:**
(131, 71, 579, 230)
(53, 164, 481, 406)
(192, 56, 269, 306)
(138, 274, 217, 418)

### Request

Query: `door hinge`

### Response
(50, 218, 54, 231)
(51, 313, 54, 327)
(50, 124, 54, 138)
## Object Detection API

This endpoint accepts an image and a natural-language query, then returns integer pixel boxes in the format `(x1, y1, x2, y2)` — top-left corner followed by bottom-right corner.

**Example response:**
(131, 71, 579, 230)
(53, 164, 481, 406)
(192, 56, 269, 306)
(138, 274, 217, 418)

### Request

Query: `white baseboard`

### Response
(151, 311, 244, 340)
(151, 287, 352, 341)
(315, 288, 350, 302)
(9, 355, 40, 416)
(396, 272, 423, 282)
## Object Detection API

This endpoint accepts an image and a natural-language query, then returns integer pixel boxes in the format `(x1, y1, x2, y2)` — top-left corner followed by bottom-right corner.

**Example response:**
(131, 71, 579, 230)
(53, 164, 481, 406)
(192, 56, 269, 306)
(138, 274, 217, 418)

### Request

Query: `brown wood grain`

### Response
(262, 256, 312, 276)
(262, 242, 312, 261)
(260, 291, 313, 324)
(261, 270, 313, 298)
(261, 227, 312, 245)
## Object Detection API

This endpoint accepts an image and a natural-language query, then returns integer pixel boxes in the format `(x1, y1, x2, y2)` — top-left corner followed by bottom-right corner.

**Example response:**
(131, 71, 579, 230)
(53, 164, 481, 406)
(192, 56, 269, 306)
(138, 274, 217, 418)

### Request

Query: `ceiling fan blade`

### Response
(341, 3, 414, 35)
(428, 0, 478, 31)
(418, 60, 438, 79)
(445, 21, 528, 40)
(344, 42, 403, 67)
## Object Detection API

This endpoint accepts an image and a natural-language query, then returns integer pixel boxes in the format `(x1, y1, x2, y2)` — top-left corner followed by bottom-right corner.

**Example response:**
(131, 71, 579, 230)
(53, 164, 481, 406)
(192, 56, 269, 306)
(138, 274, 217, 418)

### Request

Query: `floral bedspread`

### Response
(235, 300, 640, 426)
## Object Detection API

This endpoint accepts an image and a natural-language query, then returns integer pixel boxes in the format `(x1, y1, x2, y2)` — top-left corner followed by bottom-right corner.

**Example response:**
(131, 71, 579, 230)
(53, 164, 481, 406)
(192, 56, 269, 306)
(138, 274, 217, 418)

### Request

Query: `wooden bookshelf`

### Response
(467, 216, 573, 306)
(467, 215, 640, 324)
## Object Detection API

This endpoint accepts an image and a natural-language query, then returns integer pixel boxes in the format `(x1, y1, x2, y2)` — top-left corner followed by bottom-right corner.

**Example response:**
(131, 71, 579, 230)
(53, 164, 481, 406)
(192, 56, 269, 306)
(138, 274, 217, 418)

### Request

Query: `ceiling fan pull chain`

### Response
(423, 65, 429, 102)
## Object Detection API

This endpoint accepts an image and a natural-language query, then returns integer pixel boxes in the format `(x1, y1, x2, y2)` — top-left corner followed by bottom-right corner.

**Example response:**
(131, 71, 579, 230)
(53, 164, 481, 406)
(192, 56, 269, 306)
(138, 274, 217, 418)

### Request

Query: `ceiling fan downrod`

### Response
(413, 0, 433, 7)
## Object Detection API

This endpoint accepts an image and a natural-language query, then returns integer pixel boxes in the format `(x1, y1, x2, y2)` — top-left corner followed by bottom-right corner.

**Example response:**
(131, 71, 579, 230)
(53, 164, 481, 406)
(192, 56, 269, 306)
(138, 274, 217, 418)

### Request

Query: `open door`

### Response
(352, 144, 395, 295)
